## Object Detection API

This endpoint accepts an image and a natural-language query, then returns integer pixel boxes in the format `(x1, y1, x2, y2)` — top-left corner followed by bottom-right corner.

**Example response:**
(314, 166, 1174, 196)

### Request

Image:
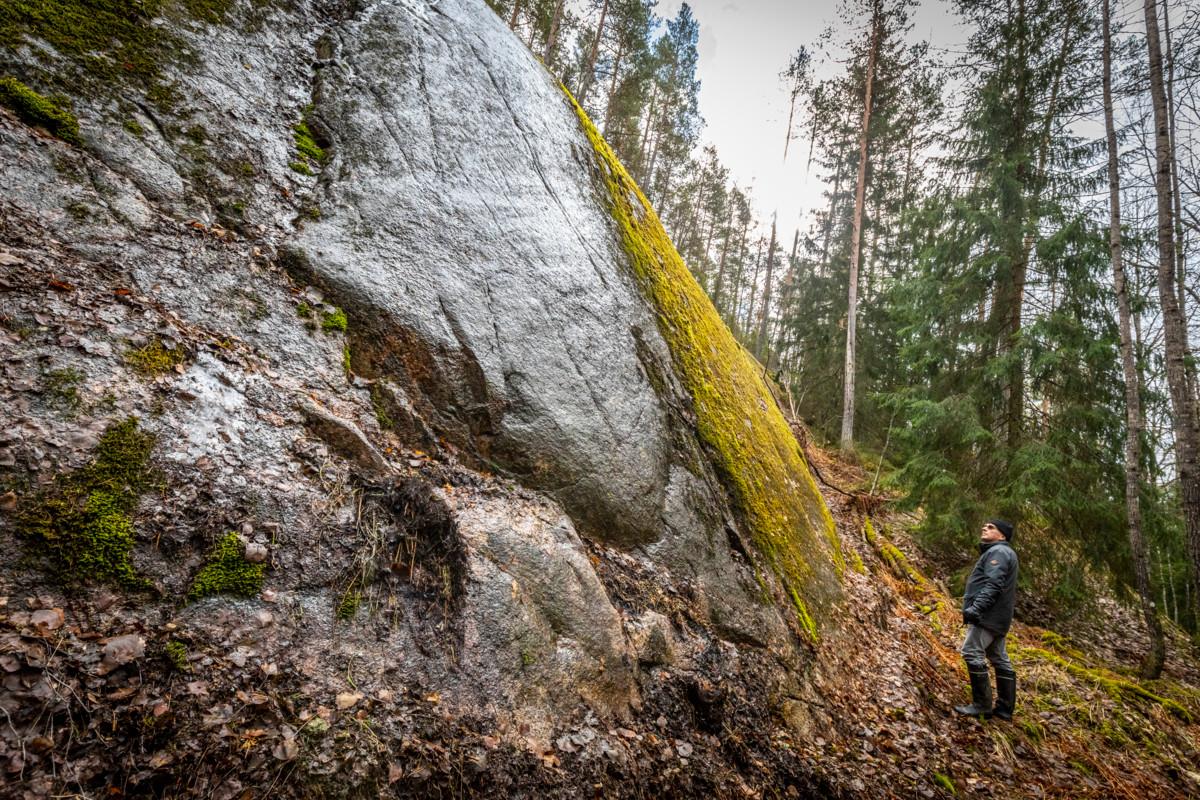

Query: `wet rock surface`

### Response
(0, 0, 836, 796)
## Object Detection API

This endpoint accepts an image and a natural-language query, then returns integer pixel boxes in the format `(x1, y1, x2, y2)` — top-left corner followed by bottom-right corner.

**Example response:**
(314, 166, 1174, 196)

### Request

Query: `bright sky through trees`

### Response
(661, 0, 965, 232)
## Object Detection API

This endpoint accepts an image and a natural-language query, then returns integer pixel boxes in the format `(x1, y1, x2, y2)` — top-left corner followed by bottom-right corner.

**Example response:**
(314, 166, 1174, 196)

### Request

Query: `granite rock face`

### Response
(0, 0, 836, 794)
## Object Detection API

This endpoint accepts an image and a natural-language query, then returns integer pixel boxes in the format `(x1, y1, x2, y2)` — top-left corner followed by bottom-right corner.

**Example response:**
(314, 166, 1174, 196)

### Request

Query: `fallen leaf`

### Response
(336, 691, 363, 710)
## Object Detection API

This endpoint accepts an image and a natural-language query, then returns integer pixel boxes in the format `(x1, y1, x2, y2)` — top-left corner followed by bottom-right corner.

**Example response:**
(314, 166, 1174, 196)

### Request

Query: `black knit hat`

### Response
(988, 519, 1014, 542)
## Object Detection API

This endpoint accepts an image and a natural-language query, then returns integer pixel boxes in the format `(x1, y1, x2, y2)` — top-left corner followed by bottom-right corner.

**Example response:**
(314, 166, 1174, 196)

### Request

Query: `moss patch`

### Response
(335, 587, 361, 621)
(15, 418, 156, 589)
(1017, 646, 1192, 722)
(322, 307, 347, 332)
(0, 77, 81, 144)
(188, 531, 265, 600)
(164, 639, 190, 671)
(125, 339, 187, 377)
(565, 91, 842, 622)
(41, 365, 84, 415)
(290, 114, 327, 176)
(0, 0, 167, 87)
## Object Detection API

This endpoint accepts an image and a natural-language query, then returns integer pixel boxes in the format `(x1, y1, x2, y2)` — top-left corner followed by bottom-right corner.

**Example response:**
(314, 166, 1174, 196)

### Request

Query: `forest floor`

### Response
(796, 429, 1200, 799)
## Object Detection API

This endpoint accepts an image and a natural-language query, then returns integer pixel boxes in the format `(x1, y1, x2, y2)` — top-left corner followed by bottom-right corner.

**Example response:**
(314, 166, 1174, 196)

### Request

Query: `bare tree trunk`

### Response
(756, 216, 779, 356)
(1105, 0, 1164, 678)
(543, 0, 566, 64)
(1144, 0, 1200, 620)
(579, 0, 611, 104)
(713, 203, 737, 312)
(508, 0, 521, 30)
(1162, 0, 1196, 412)
(602, 37, 625, 136)
(635, 83, 658, 181)
(745, 238, 765, 334)
(841, 0, 882, 451)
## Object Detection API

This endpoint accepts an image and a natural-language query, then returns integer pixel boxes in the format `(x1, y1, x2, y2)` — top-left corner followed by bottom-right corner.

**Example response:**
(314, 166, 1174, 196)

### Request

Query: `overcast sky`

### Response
(659, 0, 968, 241)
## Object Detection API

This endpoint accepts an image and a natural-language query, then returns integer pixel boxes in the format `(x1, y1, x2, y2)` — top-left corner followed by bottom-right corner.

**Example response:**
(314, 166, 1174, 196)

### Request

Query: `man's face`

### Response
(980, 522, 1005, 543)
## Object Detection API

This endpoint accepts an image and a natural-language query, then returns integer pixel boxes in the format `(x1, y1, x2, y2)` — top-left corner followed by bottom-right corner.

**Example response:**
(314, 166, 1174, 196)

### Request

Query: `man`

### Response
(953, 519, 1018, 721)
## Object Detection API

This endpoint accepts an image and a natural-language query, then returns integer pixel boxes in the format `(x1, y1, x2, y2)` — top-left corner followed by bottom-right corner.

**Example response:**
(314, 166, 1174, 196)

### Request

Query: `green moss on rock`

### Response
(290, 116, 327, 177)
(188, 531, 264, 600)
(322, 307, 348, 332)
(125, 339, 187, 377)
(0, 77, 81, 144)
(15, 418, 156, 589)
(565, 91, 842, 626)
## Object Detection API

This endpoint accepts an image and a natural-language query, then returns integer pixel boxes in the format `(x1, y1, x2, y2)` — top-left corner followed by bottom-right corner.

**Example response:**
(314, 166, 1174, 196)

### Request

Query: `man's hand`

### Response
(963, 608, 981, 626)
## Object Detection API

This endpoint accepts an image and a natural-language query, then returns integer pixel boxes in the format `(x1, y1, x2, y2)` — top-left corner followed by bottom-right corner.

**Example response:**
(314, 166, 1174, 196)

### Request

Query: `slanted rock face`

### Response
(290, 0, 676, 548)
(0, 0, 839, 794)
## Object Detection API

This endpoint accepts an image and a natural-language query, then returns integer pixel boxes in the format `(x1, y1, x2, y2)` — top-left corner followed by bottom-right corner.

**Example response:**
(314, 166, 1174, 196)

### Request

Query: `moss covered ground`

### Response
(565, 90, 843, 628)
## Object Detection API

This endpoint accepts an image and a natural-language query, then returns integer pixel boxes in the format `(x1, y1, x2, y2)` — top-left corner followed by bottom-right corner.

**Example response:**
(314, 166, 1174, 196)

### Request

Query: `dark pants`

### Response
(960, 624, 1013, 674)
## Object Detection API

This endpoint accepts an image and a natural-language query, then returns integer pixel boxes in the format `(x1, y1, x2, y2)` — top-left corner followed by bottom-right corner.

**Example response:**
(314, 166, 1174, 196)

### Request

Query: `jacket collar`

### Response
(978, 539, 1011, 555)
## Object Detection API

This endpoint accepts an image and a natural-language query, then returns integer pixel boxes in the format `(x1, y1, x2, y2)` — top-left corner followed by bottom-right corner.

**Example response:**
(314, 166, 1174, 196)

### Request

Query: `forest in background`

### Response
(486, 0, 1200, 670)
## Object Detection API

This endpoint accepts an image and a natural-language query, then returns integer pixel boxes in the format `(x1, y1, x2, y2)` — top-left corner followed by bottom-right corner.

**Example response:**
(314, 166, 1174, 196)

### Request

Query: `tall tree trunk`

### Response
(579, 0, 611, 103)
(1105, 0, 1165, 679)
(840, 0, 882, 451)
(745, 239, 765, 334)
(635, 83, 658, 181)
(508, 0, 521, 30)
(1162, 0, 1196, 412)
(713, 204, 737, 312)
(602, 37, 625, 136)
(1144, 0, 1200, 619)
(543, 0, 566, 63)
(756, 216, 779, 357)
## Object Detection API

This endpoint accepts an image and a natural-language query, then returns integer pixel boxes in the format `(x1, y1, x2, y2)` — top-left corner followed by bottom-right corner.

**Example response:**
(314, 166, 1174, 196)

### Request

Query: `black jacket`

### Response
(962, 540, 1018, 635)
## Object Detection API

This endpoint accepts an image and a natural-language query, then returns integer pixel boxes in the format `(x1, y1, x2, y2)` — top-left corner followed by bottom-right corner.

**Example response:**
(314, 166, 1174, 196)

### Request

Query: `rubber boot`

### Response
(953, 668, 993, 718)
(992, 669, 1016, 721)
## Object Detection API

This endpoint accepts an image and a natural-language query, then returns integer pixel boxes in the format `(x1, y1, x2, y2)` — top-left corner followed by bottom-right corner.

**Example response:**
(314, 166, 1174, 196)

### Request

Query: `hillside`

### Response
(0, 0, 1198, 797)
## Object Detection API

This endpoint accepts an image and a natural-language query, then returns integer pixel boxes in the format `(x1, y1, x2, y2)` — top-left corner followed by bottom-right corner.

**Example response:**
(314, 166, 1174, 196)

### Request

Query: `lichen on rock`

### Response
(565, 90, 843, 624)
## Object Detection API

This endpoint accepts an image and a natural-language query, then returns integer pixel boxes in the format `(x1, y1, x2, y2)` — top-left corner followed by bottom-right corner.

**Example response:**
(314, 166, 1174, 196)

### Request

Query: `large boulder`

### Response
(0, 0, 840, 795)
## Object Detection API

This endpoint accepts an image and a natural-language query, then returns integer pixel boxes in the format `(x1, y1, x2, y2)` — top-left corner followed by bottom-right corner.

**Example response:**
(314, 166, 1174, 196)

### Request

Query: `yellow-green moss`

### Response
(932, 772, 956, 795)
(290, 116, 326, 177)
(293, 120, 325, 162)
(165, 639, 190, 671)
(0, 77, 81, 145)
(848, 547, 867, 575)
(335, 587, 361, 621)
(321, 307, 348, 332)
(125, 339, 187, 377)
(188, 532, 265, 600)
(16, 418, 155, 589)
(789, 587, 819, 643)
(565, 91, 843, 625)
(1017, 646, 1192, 721)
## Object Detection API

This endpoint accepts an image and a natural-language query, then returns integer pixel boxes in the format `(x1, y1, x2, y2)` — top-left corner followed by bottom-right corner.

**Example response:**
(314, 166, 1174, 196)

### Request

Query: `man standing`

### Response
(954, 519, 1018, 720)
